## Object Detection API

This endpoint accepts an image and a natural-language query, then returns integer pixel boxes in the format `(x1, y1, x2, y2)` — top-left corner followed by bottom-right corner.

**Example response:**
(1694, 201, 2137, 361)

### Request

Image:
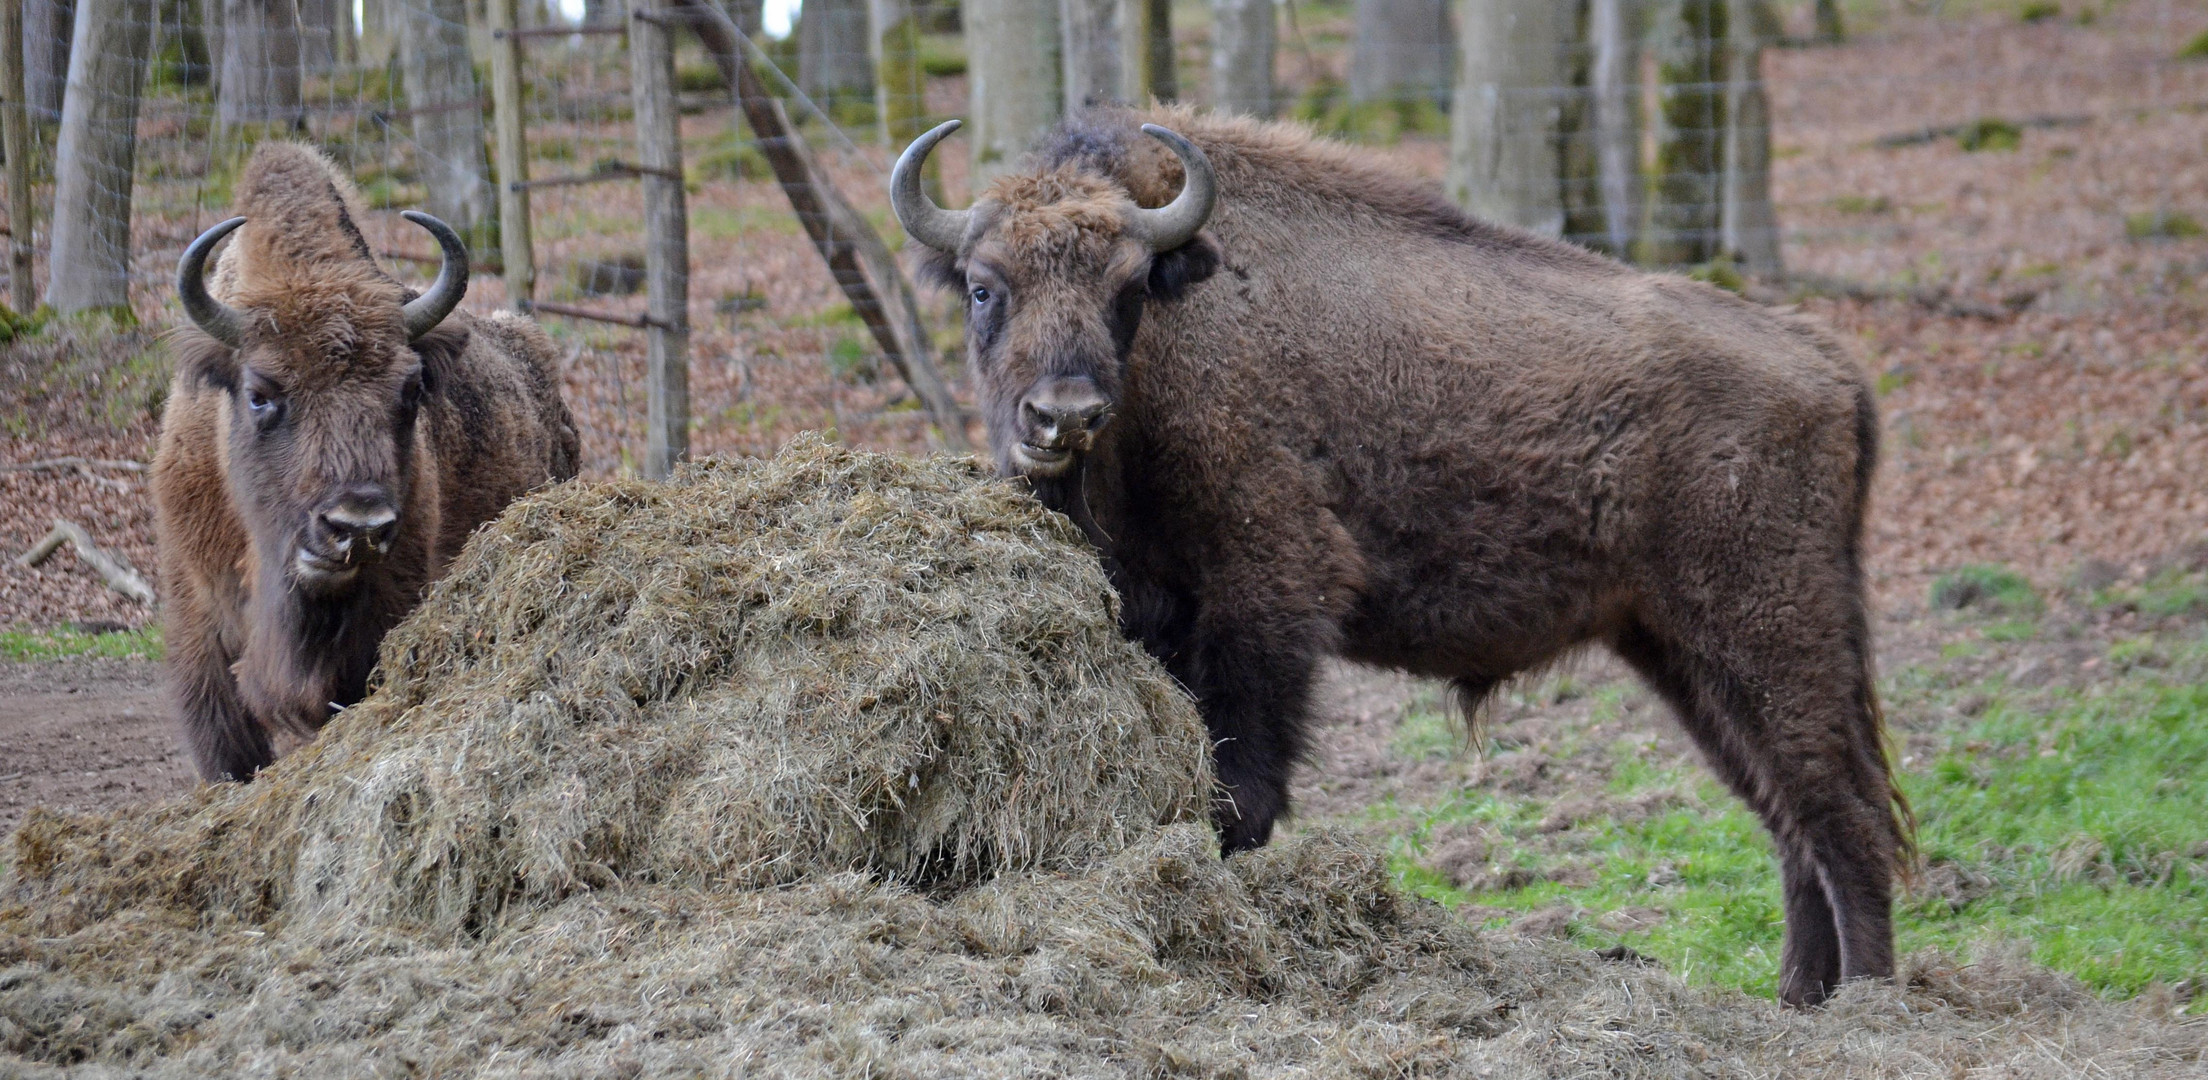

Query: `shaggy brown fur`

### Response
(154, 143, 578, 784)
(911, 105, 1911, 1007)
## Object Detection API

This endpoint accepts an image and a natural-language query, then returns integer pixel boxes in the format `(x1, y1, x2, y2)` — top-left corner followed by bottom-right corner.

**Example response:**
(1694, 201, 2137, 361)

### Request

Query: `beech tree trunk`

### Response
(217, 0, 301, 129)
(1447, 0, 1565, 235)
(1584, 0, 1638, 255)
(873, 0, 925, 142)
(1208, 0, 1271, 116)
(1720, 0, 1779, 274)
(356, 0, 393, 66)
(45, 0, 152, 313)
(1348, 0, 1447, 106)
(964, 0, 1057, 184)
(297, 0, 337, 69)
(1141, 0, 1171, 101)
(22, 0, 69, 119)
(800, 0, 872, 106)
(397, 0, 491, 238)
(1636, 0, 1721, 265)
(1059, 0, 1119, 109)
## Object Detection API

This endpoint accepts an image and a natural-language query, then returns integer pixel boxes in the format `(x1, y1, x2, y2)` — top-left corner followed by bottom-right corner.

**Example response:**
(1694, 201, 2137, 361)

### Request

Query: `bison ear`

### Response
(913, 246, 964, 292)
(175, 332, 240, 393)
(1147, 233, 1221, 303)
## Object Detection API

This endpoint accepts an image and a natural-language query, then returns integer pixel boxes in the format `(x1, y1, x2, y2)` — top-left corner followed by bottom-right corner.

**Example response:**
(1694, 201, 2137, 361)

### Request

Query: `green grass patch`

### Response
(2127, 210, 2205, 241)
(0, 625, 163, 662)
(2180, 30, 2208, 59)
(1381, 637, 2208, 1008)
(1932, 564, 2043, 618)
(1957, 118, 2024, 152)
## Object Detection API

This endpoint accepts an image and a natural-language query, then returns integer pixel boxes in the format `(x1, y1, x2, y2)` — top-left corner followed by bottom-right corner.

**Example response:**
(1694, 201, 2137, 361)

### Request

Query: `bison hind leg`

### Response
(1608, 614, 1897, 1007)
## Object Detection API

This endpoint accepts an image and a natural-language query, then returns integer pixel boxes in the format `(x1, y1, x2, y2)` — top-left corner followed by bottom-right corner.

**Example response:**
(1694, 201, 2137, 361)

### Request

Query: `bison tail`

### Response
(1850, 375, 1920, 884)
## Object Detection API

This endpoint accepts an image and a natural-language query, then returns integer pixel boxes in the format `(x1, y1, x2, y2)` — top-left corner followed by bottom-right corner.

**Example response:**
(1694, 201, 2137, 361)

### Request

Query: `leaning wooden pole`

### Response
(0, 0, 35, 314)
(632, 0, 689, 478)
(487, 0, 534, 311)
(672, 0, 971, 452)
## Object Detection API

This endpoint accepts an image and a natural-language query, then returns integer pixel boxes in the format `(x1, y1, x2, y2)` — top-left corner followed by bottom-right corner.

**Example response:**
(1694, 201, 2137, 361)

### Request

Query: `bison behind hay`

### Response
(892, 107, 1909, 1006)
(154, 143, 579, 783)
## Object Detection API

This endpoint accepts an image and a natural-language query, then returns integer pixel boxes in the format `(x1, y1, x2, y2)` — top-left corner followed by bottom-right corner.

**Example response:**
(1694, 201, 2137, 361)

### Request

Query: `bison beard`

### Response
(894, 107, 1912, 1007)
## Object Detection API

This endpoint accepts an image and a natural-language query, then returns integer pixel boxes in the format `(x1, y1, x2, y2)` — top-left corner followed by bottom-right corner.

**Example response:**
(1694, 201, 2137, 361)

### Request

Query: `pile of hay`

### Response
(4, 438, 2204, 1077)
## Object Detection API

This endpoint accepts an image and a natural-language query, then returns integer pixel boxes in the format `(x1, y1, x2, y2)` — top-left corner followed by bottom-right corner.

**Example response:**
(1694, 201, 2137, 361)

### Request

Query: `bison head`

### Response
(174, 208, 467, 599)
(891, 120, 1220, 479)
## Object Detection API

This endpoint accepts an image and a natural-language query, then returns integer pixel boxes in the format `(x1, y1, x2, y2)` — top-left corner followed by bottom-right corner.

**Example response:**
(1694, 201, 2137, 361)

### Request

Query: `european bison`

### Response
(155, 144, 578, 783)
(891, 107, 1909, 1006)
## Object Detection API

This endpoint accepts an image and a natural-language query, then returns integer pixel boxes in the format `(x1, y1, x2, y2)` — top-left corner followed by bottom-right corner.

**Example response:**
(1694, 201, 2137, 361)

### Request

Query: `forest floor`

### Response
(0, 0, 2204, 1011)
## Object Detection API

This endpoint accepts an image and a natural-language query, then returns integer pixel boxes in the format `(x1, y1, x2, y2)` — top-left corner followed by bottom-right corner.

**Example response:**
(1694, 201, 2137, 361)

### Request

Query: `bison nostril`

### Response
(320, 504, 400, 556)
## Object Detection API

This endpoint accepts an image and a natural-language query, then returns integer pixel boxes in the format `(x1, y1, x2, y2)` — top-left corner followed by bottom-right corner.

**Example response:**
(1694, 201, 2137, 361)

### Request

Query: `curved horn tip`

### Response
(399, 210, 470, 341)
(889, 120, 973, 253)
(1129, 124, 1218, 253)
(177, 216, 250, 348)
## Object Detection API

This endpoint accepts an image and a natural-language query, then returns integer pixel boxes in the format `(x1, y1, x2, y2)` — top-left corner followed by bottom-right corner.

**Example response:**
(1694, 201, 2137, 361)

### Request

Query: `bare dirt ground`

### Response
(0, 658, 185, 836)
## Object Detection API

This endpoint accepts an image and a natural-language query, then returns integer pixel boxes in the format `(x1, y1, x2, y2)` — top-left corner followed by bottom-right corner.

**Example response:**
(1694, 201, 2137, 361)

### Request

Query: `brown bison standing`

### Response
(155, 144, 578, 783)
(891, 107, 1909, 1006)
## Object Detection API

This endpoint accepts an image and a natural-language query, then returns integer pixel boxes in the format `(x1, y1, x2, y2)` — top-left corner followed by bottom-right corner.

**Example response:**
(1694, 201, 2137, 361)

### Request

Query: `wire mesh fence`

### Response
(3, 0, 2207, 476)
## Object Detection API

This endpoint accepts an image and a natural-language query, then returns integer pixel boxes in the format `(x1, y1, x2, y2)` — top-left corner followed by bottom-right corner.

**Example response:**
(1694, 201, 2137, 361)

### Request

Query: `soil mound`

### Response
(4, 439, 2202, 1077)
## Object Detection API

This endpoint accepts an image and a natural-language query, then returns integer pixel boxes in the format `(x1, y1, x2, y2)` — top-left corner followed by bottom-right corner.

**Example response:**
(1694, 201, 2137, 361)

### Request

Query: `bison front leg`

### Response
(165, 586, 272, 782)
(1173, 626, 1326, 854)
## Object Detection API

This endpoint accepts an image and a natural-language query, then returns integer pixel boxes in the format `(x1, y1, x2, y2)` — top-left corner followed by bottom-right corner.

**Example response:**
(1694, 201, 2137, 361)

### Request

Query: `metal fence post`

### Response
(631, 0, 689, 478)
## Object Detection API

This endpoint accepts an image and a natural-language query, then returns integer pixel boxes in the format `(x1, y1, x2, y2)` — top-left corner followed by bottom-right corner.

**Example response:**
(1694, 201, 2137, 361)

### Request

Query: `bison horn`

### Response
(399, 210, 469, 341)
(1127, 125, 1217, 253)
(889, 119, 972, 253)
(177, 216, 248, 348)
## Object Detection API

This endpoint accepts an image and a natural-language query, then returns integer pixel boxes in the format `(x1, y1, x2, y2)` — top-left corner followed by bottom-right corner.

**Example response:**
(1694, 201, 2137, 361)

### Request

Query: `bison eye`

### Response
(246, 387, 273, 413)
(970, 286, 992, 306)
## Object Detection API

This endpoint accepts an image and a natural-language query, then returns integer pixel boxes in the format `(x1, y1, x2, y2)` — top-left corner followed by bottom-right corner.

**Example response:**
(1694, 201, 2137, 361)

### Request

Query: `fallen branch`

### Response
(0, 456, 147, 473)
(1871, 113, 2091, 149)
(1760, 272, 2039, 321)
(16, 518, 156, 604)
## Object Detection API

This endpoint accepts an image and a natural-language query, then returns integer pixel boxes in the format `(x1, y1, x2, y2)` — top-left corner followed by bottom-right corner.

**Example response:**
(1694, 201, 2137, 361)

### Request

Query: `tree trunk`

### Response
(44, 0, 151, 314)
(1142, 0, 1172, 101)
(22, 0, 69, 119)
(1720, 0, 1778, 274)
(873, 0, 926, 143)
(356, 0, 393, 66)
(1587, 0, 1638, 254)
(217, 0, 301, 129)
(1813, 0, 1841, 42)
(1208, 0, 1271, 116)
(1447, 0, 1565, 235)
(581, 0, 621, 25)
(1348, 0, 1447, 106)
(2, 0, 38, 312)
(297, 0, 337, 70)
(723, 0, 759, 35)
(163, 0, 213, 85)
(963, 0, 1056, 185)
(397, 0, 491, 239)
(799, 0, 872, 107)
(1635, 0, 1720, 266)
(1059, 0, 1119, 109)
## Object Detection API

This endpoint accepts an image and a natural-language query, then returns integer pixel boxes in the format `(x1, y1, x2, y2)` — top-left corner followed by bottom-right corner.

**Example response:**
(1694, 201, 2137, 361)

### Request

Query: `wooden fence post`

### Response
(631, 0, 689, 479)
(487, 0, 534, 310)
(1, 0, 36, 314)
